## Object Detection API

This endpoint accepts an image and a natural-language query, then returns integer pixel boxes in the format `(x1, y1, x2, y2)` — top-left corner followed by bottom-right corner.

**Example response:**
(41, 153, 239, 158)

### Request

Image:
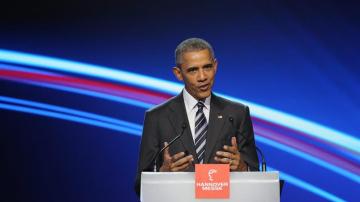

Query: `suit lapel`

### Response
(167, 93, 199, 164)
(204, 93, 226, 163)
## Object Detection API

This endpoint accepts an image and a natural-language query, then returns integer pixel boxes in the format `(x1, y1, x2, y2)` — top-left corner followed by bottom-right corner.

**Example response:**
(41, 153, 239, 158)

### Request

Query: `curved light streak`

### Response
(0, 100, 346, 202)
(221, 94, 360, 155)
(252, 116, 360, 164)
(1, 70, 360, 183)
(267, 167, 346, 202)
(255, 125, 360, 175)
(0, 49, 359, 154)
(2, 65, 359, 167)
(0, 103, 141, 136)
(256, 135, 360, 184)
(0, 63, 59, 76)
(0, 67, 168, 104)
(0, 49, 182, 93)
(0, 95, 142, 131)
(1, 94, 359, 184)
(1, 66, 358, 164)
(4, 79, 154, 109)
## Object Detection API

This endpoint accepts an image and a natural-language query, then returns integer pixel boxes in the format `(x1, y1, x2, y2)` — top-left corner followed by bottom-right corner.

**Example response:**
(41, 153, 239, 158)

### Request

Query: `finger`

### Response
(163, 142, 171, 159)
(231, 136, 238, 150)
(219, 149, 241, 161)
(223, 144, 238, 154)
(172, 161, 191, 172)
(214, 156, 232, 164)
(216, 151, 233, 159)
(171, 151, 186, 162)
(172, 155, 193, 167)
(232, 152, 241, 160)
(230, 158, 239, 166)
(230, 165, 238, 170)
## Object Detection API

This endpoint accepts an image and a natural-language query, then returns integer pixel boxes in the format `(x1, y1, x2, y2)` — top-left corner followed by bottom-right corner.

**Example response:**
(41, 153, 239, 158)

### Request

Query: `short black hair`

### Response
(175, 38, 215, 67)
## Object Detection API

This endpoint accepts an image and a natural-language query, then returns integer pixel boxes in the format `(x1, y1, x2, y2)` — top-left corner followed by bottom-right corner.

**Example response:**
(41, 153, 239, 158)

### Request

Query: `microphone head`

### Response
(228, 116, 234, 121)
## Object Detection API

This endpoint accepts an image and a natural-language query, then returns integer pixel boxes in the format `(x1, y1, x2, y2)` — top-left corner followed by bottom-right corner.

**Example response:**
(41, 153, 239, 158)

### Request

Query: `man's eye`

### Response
(188, 68, 197, 73)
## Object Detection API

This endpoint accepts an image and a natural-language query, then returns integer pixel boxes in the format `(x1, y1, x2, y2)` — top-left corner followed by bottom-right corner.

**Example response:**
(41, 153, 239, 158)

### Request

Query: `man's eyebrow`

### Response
(187, 66, 198, 71)
(203, 63, 213, 67)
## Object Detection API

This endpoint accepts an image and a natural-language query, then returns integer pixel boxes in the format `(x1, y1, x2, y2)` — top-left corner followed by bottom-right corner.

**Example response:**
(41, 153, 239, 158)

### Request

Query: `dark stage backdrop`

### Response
(1, 1, 359, 202)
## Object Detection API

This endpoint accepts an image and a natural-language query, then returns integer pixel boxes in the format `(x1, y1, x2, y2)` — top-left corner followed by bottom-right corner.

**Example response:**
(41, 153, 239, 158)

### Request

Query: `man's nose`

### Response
(197, 69, 207, 81)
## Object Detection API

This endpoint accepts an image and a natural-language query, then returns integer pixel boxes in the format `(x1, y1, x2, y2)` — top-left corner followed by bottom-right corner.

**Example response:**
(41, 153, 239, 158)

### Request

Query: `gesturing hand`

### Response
(214, 137, 247, 171)
(159, 142, 194, 172)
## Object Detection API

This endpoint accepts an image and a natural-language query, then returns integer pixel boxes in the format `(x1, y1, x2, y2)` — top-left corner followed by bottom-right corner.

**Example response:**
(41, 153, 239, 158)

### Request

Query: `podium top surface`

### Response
(142, 171, 279, 182)
(141, 171, 280, 202)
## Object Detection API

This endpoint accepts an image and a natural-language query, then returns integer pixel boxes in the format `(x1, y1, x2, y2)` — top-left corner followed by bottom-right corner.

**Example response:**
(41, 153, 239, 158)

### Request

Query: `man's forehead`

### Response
(181, 50, 213, 63)
(182, 49, 211, 57)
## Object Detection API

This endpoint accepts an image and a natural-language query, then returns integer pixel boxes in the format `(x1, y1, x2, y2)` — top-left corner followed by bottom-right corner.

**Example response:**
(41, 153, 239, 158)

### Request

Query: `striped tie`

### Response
(195, 101, 207, 164)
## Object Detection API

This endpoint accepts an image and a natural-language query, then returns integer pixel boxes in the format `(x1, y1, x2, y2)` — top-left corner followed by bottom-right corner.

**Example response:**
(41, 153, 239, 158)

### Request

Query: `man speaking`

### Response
(134, 38, 259, 196)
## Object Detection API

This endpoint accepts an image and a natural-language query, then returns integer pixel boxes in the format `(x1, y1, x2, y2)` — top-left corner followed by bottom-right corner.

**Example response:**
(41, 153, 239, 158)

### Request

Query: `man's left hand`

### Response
(214, 136, 247, 171)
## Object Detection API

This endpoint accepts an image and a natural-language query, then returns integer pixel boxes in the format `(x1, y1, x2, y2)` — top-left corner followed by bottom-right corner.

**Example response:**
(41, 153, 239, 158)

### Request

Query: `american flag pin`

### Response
(218, 115, 223, 119)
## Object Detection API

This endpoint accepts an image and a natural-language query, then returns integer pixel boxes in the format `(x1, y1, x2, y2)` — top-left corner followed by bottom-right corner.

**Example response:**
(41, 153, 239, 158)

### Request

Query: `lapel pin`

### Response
(218, 115, 223, 119)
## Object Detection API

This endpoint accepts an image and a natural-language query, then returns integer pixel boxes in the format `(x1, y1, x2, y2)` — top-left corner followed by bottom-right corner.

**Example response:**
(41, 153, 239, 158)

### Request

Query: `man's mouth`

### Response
(199, 84, 209, 91)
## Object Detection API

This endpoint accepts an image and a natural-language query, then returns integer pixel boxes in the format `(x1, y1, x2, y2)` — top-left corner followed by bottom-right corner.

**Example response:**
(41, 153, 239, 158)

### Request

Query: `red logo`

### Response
(195, 164, 230, 199)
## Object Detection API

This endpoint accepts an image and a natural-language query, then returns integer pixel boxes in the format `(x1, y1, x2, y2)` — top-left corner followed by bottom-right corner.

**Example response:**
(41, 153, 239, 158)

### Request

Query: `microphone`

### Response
(150, 123, 187, 172)
(255, 146, 267, 172)
(226, 117, 234, 145)
(228, 116, 246, 147)
(228, 116, 267, 172)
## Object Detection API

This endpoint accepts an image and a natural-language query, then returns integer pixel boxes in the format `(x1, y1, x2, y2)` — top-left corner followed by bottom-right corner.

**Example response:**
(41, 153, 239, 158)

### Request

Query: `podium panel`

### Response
(141, 171, 280, 202)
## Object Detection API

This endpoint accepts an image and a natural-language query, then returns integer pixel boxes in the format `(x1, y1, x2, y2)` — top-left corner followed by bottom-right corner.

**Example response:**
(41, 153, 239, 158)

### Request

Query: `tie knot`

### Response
(197, 101, 205, 111)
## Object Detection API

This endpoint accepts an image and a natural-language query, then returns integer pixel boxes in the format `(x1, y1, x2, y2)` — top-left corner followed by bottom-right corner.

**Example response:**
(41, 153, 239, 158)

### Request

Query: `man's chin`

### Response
(197, 91, 211, 100)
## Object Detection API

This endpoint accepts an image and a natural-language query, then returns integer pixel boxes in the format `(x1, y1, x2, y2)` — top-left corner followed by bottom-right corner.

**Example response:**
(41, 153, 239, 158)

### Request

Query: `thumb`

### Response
(163, 142, 170, 159)
(231, 137, 238, 149)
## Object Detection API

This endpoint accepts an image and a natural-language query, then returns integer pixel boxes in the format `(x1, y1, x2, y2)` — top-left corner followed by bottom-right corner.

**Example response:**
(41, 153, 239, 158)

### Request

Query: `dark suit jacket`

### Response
(134, 92, 259, 196)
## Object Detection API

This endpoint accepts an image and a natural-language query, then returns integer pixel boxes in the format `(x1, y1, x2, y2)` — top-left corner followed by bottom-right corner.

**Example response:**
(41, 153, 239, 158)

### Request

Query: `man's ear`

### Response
(213, 58, 218, 74)
(172, 66, 183, 81)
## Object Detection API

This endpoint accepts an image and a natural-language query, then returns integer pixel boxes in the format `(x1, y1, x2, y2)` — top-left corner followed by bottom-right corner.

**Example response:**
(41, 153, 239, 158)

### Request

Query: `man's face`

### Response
(173, 49, 218, 100)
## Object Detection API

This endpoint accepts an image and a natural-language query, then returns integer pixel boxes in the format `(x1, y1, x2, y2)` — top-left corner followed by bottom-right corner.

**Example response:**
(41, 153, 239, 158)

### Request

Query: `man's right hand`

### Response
(159, 142, 194, 172)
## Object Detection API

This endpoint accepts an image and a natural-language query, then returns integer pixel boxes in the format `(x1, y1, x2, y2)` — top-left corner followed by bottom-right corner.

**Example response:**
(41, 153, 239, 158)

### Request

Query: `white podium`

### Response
(141, 171, 280, 202)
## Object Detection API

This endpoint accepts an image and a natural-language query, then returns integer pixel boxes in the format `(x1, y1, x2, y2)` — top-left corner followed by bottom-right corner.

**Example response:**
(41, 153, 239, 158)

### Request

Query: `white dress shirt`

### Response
(183, 88, 211, 142)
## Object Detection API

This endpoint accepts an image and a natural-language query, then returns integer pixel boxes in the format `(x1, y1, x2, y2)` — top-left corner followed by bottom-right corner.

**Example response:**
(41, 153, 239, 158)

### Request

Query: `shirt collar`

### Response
(183, 88, 211, 110)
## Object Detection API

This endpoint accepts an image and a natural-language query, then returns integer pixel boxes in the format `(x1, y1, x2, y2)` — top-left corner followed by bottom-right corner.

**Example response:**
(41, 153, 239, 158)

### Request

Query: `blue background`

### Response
(1, 0, 359, 201)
